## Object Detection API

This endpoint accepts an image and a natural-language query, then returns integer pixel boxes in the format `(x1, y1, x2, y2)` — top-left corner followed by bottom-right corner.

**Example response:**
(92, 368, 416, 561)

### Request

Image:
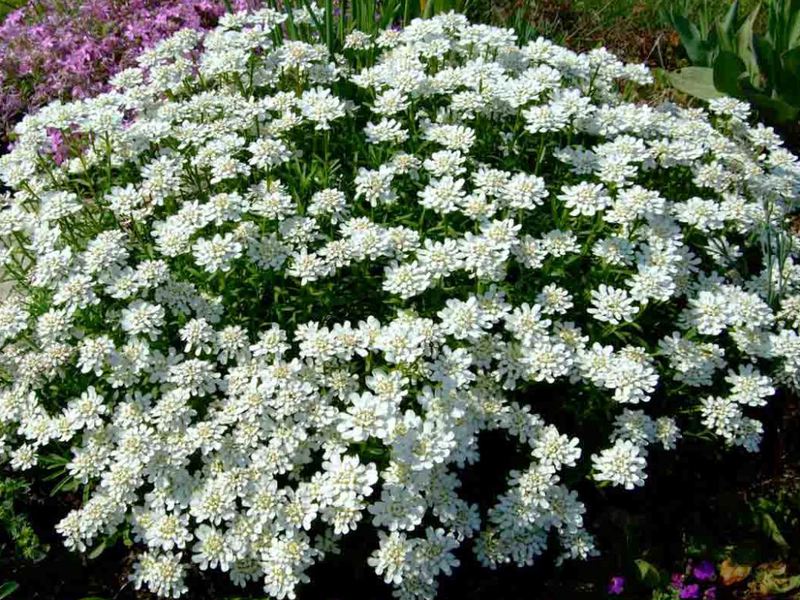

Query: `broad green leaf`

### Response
(784, 45, 800, 75)
(713, 50, 747, 96)
(635, 559, 663, 588)
(752, 34, 778, 93)
(672, 14, 715, 66)
(747, 91, 800, 123)
(778, 46, 800, 104)
(666, 66, 724, 99)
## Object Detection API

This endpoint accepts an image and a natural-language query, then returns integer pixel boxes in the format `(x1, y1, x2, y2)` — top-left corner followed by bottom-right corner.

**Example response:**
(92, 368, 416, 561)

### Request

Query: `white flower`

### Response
(299, 86, 346, 130)
(700, 396, 742, 439)
(726, 364, 775, 407)
(355, 164, 397, 206)
(654, 416, 681, 450)
(532, 426, 581, 469)
(65, 386, 107, 432)
(338, 392, 396, 442)
(558, 181, 610, 217)
(192, 233, 244, 274)
(120, 300, 166, 340)
(365, 118, 408, 144)
(592, 440, 647, 490)
(368, 531, 413, 585)
(248, 137, 292, 169)
(587, 285, 638, 325)
(131, 551, 188, 599)
(418, 176, 466, 214)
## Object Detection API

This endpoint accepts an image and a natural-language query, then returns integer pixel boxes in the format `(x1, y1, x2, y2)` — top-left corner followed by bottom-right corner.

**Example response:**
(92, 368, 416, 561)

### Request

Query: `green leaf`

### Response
(671, 14, 715, 66)
(783, 45, 800, 77)
(769, 574, 800, 594)
(88, 540, 106, 560)
(0, 582, 19, 600)
(736, 5, 762, 80)
(752, 34, 778, 93)
(747, 91, 800, 123)
(787, 0, 800, 49)
(666, 66, 724, 99)
(635, 559, 663, 588)
(758, 512, 791, 551)
(713, 50, 747, 96)
(777, 46, 800, 105)
(720, 0, 741, 36)
(717, 0, 741, 51)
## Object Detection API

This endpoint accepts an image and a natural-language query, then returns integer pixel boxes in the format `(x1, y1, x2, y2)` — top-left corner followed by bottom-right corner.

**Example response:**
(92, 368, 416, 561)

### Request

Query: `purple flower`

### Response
(704, 587, 717, 600)
(608, 576, 625, 595)
(46, 127, 68, 165)
(0, 0, 264, 139)
(679, 583, 701, 599)
(692, 561, 715, 582)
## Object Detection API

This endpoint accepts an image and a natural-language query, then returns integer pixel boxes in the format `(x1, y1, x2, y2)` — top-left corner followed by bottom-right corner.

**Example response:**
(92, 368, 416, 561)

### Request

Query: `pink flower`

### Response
(0, 0, 261, 139)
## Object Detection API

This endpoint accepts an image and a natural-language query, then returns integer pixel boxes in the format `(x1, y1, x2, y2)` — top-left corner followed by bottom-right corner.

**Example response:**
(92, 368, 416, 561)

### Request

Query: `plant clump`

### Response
(0, 7, 799, 599)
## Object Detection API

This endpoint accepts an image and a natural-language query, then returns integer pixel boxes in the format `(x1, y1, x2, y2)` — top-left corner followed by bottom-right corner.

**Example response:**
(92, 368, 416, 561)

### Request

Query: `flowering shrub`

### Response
(0, 0, 259, 140)
(0, 6, 799, 599)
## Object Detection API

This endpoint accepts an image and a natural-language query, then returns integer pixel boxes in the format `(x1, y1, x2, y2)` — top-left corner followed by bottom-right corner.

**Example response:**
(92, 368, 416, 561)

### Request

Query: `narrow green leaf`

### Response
(717, 0, 740, 51)
(787, 0, 800, 49)
(88, 540, 107, 560)
(324, 0, 334, 54)
(0, 582, 19, 600)
(736, 5, 762, 80)
(759, 512, 790, 551)
(299, 0, 325, 43)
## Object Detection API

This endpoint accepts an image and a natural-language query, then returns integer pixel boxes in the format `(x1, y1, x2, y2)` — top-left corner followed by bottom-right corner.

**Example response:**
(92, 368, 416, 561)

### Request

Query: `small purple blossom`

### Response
(46, 128, 68, 165)
(679, 583, 701, 599)
(608, 576, 625, 595)
(692, 560, 715, 582)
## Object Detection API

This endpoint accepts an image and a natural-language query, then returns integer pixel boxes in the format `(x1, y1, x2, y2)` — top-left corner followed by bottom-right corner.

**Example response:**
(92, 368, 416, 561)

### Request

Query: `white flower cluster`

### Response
(0, 7, 799, 600)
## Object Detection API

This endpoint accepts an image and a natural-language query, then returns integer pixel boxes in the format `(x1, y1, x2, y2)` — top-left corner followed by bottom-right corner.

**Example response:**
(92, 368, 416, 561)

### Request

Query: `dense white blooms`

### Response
(0, 6, 798, 600)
